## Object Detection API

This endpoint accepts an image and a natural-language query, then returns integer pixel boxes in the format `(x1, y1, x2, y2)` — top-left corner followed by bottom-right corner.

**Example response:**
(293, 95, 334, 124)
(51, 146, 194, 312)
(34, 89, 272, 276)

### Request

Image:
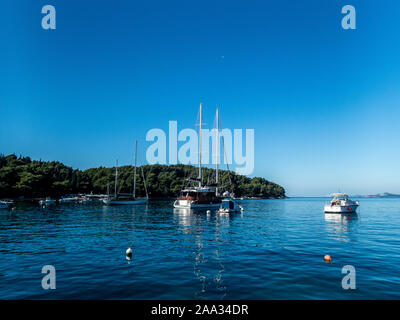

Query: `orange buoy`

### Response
(324, 255, 332, 263)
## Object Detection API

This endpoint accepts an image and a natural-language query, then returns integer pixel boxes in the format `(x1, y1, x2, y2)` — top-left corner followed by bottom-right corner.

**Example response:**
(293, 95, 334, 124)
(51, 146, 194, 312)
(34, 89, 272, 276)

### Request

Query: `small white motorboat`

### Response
(39, 197, 56, 206)
(217, 198, 243, 214)
(324, 193, 359, 213)
(0, 200, 14, 209)
(79, 196, 90, 204)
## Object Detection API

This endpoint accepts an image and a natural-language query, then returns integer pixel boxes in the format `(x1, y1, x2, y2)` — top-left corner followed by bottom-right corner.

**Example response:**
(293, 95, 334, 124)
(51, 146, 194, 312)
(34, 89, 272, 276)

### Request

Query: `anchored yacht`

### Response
(174, 184, 222, 209)
(324, 193, 359, 213)
(173, 104, 223, 209)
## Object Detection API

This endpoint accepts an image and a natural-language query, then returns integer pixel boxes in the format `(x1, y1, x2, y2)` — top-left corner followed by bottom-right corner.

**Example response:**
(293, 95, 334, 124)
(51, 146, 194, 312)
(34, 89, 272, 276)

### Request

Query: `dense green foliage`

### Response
(0, 154, 285, 199)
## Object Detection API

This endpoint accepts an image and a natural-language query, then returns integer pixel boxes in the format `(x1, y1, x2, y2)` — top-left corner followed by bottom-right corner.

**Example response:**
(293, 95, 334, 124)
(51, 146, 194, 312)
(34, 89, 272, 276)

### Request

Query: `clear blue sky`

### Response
(1, 0, 399, 196)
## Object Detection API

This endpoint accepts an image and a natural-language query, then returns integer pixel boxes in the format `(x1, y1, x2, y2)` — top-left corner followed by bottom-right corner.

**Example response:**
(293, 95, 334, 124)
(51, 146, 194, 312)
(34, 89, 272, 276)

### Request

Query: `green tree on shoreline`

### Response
(0, 154, 285, 199)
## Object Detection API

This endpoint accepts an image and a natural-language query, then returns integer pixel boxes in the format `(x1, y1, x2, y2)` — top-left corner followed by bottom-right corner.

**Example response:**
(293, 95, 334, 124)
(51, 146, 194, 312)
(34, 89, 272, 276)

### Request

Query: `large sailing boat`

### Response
(173, 104, 223, 209)
(103, 140, 148, 205)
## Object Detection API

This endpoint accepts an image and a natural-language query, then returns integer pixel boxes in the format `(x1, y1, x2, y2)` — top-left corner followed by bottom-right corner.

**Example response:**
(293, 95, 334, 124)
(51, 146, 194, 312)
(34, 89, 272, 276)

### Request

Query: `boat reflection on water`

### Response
(172, 207, 232, 299)
(324, 212, 359, 242)
(173, 207, 241, 229)
(324, 212, 359, 223)
(172, 208, 196, 228)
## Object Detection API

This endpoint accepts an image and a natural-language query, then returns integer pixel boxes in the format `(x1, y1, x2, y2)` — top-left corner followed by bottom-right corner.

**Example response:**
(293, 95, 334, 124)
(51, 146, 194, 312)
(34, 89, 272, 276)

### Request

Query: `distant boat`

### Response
(324, 193, 359, 213)
(217, 198, 244, 214)
(59, 196, 78, 203)
(39, 197, 56, 206)
(103, 140, 148, 206)
(173, 104, 223, 209)
(79, 196, 90, 204)
(0, 200, 14, 209)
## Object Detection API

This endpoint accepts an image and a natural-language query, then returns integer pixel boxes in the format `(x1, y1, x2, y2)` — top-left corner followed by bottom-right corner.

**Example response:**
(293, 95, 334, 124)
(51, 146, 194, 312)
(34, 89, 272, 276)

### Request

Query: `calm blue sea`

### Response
(0, 197, 399, 299)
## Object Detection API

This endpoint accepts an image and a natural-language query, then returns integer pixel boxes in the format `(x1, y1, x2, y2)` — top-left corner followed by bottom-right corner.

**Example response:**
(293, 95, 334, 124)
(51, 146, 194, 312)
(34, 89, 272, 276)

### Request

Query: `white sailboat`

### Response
(173, 104, 223, 209)
(103, 140, 148, 205)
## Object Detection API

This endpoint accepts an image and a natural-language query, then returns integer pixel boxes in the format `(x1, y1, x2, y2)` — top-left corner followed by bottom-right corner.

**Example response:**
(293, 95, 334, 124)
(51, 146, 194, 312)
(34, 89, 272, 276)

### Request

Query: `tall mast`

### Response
(216, 107, 219, 195)
(198, 103, 202, 187)
(133, 140, 137, 198)
(114, 159, 118, 198)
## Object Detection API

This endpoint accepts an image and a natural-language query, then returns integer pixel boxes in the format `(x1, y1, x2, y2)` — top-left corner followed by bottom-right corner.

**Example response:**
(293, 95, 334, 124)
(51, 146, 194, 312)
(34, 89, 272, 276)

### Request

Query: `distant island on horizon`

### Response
(292, 192, 400, 198)
(351, 192, 400, 198)
(0, 154, 285, 200)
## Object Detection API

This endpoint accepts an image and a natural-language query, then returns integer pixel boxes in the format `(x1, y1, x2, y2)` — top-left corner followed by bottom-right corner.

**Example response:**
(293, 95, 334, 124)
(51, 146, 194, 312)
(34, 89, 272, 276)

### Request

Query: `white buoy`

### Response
(126, 247, 133, 259)
(206, 210, 211, 214)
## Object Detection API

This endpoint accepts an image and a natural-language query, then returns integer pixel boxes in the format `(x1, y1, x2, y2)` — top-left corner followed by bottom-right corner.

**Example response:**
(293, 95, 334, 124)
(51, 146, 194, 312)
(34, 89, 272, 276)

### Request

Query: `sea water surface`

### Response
(0, 197, 399, 299)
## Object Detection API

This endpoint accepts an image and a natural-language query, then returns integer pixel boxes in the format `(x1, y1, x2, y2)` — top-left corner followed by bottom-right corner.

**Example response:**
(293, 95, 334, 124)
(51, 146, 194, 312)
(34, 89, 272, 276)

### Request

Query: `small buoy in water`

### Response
(126, 248, 133, 259)
(206, 210, 211, 214)
(324, 255, 332, 263)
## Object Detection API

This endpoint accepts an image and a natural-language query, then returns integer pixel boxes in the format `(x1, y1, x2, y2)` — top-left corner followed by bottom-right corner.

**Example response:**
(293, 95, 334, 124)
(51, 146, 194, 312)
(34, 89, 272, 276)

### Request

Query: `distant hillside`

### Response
(0, 154, 286, 199)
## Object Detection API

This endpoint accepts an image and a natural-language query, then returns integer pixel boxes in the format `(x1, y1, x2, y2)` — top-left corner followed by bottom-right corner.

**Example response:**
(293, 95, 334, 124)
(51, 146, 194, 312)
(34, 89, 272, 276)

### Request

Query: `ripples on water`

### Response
(0, 198, 399, 299)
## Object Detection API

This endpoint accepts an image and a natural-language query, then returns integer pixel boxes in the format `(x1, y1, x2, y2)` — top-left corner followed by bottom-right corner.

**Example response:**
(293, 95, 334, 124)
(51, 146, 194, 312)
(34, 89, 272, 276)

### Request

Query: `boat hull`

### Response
(59, 197, 78, 203)
(218, 208, 241, 214)
(0, 201, 13, 209)
(324, 204, 358, 213)
(103, 198, 147, 205)
(39, 200, 56, 205)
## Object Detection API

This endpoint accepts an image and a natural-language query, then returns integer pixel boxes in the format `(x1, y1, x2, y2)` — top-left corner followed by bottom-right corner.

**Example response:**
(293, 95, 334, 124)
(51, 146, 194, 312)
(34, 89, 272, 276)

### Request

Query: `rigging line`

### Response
(132, 141, 136, 195)
(181, 170, 188, 191)
(141, 166, 149, 199)
(117, 179, 123, 194)
(219, 117, 231, 171)
(221, 134, 233, 190)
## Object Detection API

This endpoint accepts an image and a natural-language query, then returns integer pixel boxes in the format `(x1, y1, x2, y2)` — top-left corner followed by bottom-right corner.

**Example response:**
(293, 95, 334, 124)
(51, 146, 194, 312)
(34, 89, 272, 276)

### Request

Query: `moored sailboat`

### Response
(173, 104, 223, 209)
(103, 140, 148, 205)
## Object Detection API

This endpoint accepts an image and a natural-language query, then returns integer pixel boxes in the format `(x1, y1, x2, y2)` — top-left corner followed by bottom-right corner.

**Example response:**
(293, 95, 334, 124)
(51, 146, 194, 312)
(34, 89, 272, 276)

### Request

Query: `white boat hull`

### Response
(39, 200, 56, 205)
(218, 208, 242, 214)
(59, 197, 78, 203)
(173, 199, 221, 209)
(324, 204, 358, 213)
(0, 201, 13, 209)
